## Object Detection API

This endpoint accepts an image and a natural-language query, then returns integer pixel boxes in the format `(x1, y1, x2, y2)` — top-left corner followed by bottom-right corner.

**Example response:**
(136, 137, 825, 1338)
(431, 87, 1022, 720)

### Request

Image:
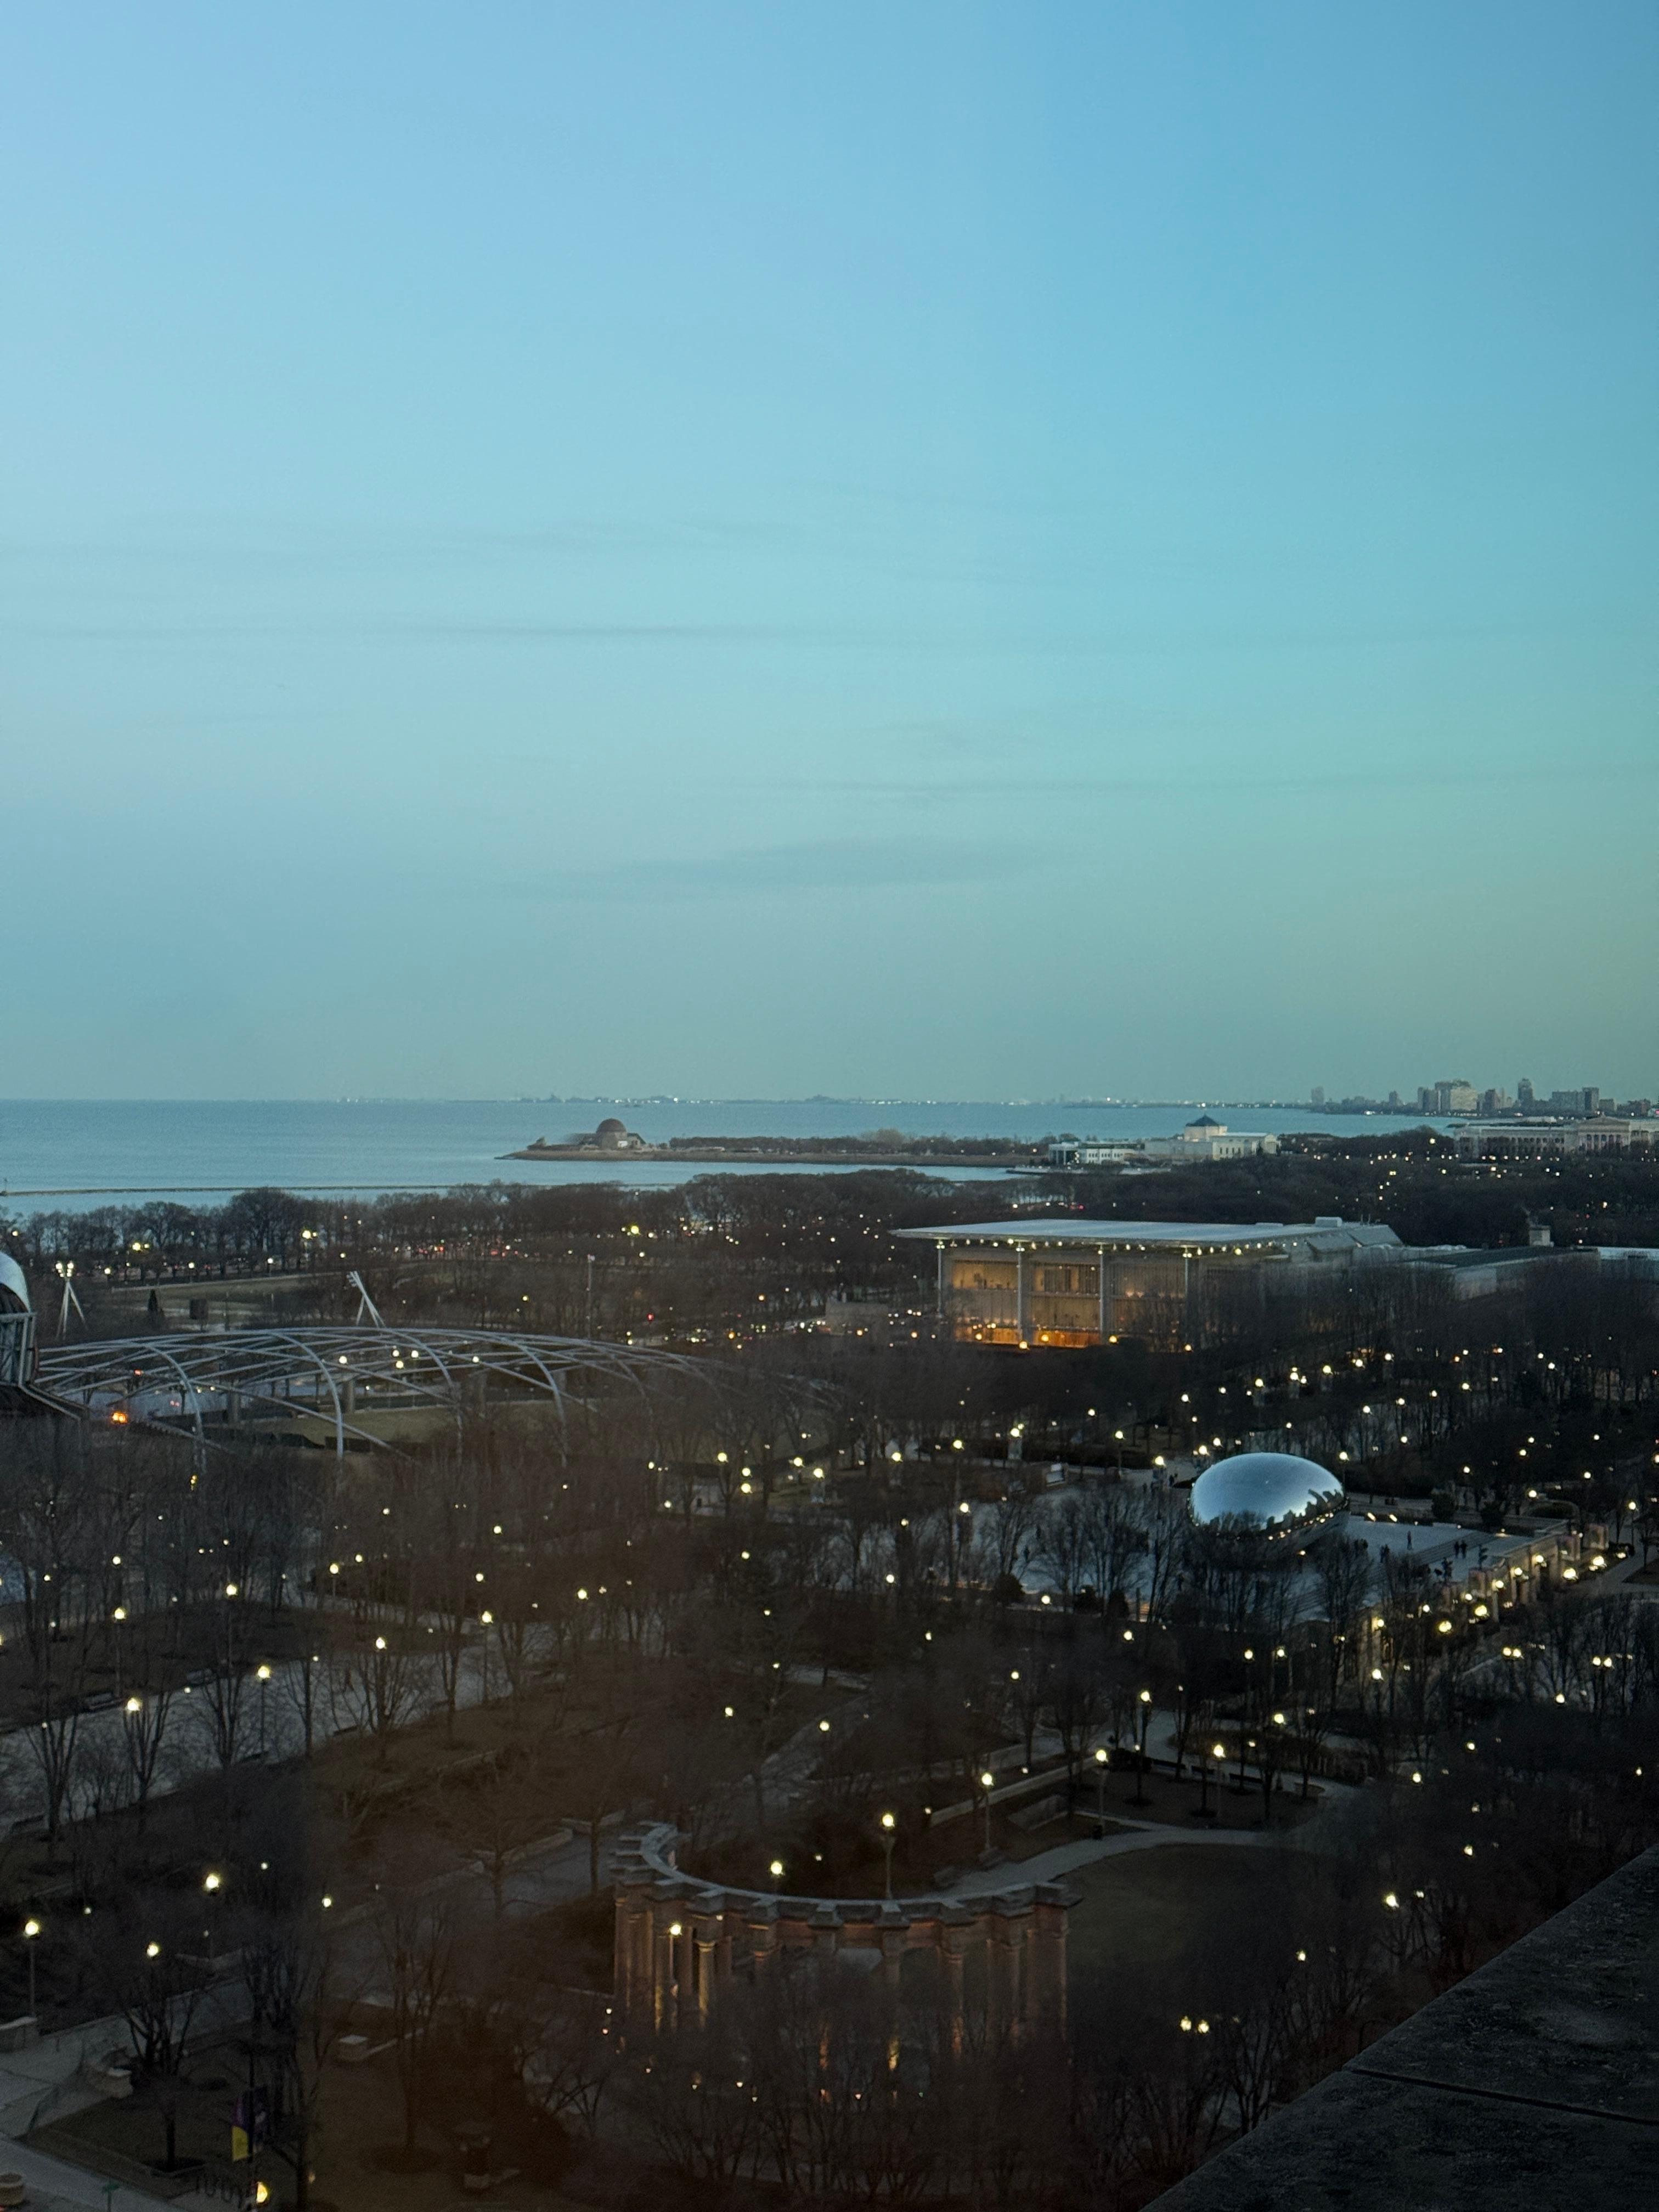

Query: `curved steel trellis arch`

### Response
(36, 1326, 723, 1457)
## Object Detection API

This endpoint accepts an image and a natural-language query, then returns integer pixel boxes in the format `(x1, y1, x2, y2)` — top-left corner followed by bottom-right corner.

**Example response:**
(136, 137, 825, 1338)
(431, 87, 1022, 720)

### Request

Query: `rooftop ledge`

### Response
(1149, 1843, 1659, 2211)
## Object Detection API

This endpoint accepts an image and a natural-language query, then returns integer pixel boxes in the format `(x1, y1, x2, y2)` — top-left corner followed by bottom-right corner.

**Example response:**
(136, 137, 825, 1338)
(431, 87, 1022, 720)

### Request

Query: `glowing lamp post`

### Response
(1133, 1689, 1153, 1805)
(1093, 1746, 1108, 1833)
(21, 1920, 39, 2021)
(879, 1812, 897, 1900)
(979, 1771, 996, 1855)
(1194, 1743, 1224, 1822)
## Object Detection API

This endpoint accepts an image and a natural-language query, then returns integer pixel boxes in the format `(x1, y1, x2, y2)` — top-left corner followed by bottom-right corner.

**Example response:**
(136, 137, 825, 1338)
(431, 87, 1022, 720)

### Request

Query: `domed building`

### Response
(1188, 1450, 1345, 1539)
(590, 1116, 646, 1152)
(0, 1252, 37, 1392)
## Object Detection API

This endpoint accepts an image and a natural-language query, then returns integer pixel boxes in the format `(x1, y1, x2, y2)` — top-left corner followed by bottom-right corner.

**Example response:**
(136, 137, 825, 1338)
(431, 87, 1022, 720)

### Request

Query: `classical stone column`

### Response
(878, 1923, 905, 1989)
(646, 1887, 695, 2031)
(987, 1898, 1031, 2036)
(692, 1915, 721, 2021)
(1028, 1888, 1069, 2029)
(776, 1903, 811, 1969)
(746, 1899, 778, 1977)
(941, 1926, 969, 2050)
(612, 1872, 655, 2020)
(613, 1888, 635, 2012)
(674, 1918, 696, 2027)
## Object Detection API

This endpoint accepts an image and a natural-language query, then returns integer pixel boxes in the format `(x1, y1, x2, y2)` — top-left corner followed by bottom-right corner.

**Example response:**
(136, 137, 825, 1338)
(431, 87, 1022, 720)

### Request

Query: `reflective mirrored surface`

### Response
(1188, 1451, 1345, 1537)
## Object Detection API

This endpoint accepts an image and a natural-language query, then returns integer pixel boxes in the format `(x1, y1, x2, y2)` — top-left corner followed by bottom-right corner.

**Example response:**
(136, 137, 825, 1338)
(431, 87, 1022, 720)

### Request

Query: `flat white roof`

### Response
(895, 1218, 1369, 1250)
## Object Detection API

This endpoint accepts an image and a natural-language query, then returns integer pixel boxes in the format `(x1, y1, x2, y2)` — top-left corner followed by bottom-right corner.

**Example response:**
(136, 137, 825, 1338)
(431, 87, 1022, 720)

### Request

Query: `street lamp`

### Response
(879, 1812, 897, 1899)
(204, 1871, 222, 1960)
(1194, 1743, 1224, 1822)
(255, 1664, 270, 1756)
(22, 1920, 39, 2021)
(1093, 1746, 1108, 1834)
(1133, 1690, 1153, 1805)
(979, 1771, 996, 1855)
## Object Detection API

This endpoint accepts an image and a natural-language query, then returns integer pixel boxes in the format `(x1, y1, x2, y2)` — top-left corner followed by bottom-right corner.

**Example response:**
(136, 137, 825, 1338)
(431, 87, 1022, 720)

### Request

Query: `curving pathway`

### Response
(945, 1818, 1272, 1896)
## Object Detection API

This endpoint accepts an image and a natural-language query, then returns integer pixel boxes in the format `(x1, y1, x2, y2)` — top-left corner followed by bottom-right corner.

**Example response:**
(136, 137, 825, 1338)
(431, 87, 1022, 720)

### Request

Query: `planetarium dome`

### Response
(1188, 1451, 1344, 1538)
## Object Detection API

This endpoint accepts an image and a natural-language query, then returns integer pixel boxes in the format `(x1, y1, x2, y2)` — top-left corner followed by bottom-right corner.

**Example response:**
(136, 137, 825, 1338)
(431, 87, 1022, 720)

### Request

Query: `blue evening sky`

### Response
(4, 3, 1655, 1101)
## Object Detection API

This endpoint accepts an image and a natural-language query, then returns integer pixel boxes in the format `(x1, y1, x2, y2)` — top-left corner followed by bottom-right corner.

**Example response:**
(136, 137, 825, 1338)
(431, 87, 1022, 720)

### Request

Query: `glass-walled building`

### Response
(895, 1218, 1402, 1348)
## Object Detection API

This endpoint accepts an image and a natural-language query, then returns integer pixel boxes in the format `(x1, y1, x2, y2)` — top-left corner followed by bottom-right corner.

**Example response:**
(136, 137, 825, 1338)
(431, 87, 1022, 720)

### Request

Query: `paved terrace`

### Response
(1149, 1843, 1659, 2211)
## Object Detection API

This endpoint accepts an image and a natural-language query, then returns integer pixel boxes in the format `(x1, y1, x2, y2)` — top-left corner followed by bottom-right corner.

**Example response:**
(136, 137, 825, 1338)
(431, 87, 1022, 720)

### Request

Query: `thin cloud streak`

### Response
(791, 759, 1659, 800)
(507, 837, 1033, 904)
(6, 613, 1622, 652)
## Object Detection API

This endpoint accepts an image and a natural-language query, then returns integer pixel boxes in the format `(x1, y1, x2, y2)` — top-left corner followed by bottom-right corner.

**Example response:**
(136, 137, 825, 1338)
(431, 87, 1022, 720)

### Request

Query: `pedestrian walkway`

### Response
(947, 1817, 1272, 1895)
(0, 2134, 175, 2208)
(0, 1988, 251, 2211)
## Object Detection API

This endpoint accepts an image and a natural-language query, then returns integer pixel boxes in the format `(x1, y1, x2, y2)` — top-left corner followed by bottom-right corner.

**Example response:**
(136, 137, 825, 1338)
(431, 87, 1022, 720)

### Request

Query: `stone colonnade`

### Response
(613, 1825, 1072, 2038)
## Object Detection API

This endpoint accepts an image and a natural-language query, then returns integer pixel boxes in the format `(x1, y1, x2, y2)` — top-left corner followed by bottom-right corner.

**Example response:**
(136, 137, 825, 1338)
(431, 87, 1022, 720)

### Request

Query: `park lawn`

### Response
(1064, 1842, 1304, 1996)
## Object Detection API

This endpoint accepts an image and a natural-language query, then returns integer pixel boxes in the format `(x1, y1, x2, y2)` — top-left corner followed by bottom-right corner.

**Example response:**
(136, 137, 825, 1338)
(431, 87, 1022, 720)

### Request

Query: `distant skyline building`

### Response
(1047, 1118, 1279, 1169)
(1317, 1073, 1647, 1122)
(1454, 1117, 1659, 1160)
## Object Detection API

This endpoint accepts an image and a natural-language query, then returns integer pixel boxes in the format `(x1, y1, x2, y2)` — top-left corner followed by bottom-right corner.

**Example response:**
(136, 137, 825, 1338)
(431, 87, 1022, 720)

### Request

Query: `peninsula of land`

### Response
(503, 1119, 1040, 1170)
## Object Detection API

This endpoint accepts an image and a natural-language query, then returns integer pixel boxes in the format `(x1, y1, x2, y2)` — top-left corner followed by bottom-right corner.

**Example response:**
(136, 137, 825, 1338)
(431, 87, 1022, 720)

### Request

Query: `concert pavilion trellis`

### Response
(35, 1327, 717, 1456)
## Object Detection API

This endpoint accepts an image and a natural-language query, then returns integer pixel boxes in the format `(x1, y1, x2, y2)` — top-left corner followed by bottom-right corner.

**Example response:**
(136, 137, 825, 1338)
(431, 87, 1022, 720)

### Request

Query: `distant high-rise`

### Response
(1311, 1086, 1325, 1108)
(1517, 1077, 1536, 1111)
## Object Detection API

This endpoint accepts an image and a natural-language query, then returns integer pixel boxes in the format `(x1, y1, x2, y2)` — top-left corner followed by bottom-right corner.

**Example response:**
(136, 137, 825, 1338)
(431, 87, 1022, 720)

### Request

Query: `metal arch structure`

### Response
(35, 1326, 721, 1458)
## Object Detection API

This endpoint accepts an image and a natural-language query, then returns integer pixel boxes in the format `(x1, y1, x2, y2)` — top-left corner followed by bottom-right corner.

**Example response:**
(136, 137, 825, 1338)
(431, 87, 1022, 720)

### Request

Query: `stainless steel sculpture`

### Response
(1188, 1450, 1345, 1537)
(36, 1325, 715, 1456)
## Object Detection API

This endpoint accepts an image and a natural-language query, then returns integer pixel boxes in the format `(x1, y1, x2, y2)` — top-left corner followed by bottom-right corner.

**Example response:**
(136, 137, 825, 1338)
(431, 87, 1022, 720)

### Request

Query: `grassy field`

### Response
(1065, 1841, 1300, 1996)
(35, 2033, 598, 2212)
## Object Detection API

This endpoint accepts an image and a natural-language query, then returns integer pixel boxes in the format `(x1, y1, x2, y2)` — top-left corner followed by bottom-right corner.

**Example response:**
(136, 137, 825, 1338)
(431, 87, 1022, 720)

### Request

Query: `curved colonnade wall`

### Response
(613, 1822, 1074, 2038)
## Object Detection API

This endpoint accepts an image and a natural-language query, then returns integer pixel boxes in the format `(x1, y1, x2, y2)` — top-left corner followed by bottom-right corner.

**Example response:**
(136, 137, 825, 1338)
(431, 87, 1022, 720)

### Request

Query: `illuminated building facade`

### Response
(895, 1217, 1403, 1348)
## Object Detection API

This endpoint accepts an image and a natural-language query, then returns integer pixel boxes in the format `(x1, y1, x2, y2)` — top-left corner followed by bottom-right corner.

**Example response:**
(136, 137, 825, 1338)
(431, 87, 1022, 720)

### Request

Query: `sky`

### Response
(4, 2, 1656, 1102)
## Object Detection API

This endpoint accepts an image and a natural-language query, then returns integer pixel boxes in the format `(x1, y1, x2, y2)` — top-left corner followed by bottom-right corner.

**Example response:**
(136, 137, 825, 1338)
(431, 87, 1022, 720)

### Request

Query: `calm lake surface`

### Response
(0, 1099, 1445, 1212)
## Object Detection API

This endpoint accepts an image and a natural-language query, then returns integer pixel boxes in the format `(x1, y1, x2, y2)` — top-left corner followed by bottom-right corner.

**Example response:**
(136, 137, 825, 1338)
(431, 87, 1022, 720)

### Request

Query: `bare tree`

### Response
(91, 1897, 215, 2174)
(373, 1876, 464, 2156)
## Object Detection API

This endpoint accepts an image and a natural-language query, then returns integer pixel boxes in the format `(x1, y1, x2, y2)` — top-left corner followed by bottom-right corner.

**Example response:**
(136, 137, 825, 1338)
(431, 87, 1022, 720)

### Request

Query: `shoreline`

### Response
(503, 1144, 1039, 1169)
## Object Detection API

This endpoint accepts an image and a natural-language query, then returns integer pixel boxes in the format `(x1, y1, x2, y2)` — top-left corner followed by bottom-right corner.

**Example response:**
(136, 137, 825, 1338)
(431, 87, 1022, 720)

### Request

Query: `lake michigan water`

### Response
(0, 1098, 1445, 1214)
